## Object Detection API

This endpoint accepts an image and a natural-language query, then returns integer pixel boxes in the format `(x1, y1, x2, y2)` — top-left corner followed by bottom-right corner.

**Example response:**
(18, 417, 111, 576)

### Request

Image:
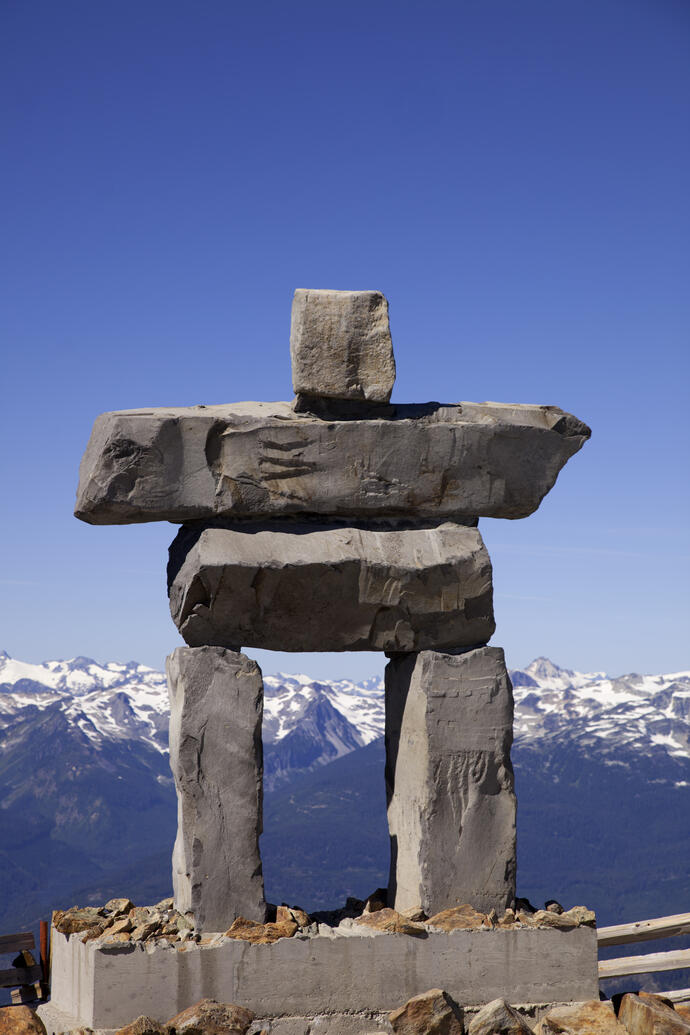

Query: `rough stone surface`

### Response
(389, 988, 463, 1035)
(353, 908, 426, 937)
(425, 906, 487, 932)
(53, 907, 105, 936)
(675, 1007, 690, 1025)
(167, 998, 254, 1034)
(290, 289, 396, 403)
(168, 522, 494, 653)
(385, 646, 516, 916)
(224, 917, 298, 945)
(116, 1017, 169, 1035)
(167, 646, 266, 932)
(467, 999, 532, 1035)
(533, 1000, 628, 1035)
(618, 995, 690, 1035)
(74, 400, 590, 525)
(0, 1007, 47, 1035)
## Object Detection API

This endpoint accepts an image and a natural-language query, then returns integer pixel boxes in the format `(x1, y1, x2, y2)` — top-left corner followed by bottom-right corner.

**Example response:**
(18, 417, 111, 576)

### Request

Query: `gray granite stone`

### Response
(75, 400, 590, 525)
(167, 646, 266, 931)
(385, 646, 516, 916)
(290, 289, 396, 403)
(167, 521, 494, 653)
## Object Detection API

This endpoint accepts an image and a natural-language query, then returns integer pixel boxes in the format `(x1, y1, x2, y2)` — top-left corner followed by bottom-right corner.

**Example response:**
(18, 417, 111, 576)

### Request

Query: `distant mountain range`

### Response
(1, 649, 689, 936)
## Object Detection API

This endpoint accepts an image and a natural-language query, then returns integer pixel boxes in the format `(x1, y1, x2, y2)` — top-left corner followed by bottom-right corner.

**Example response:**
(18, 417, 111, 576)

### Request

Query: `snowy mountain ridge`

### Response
(1, 649, 689, 774)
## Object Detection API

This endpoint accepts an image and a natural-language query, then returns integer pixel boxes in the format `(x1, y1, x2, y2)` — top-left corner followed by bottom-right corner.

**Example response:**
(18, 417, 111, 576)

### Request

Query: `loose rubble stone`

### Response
(425, 905, 487, 932)
(115, 1018, 169, 1035)
(105, 898, 133, 915)
(276, 906, 311, 927)
(354, 907, 427, 937)
(168, 522, 494, 653)
(290, 288, 396, 403)
(167, 646, 266, 931)
(534, 1000, 627, 1035)
(167, 997, 254, 1034)
(53, 907, 104, 935)
(224, 916, 298, 944)
(74, 400, 590, 525)
(0, 1006, 47, 1035)
(467, 999, 533, 1035)
(386, 646, 516, 916)
(389, 988, 463, 1034)
(618, 994, 690, 1035)
(401, 906, 427, 922)
(565, 906, 596, 926)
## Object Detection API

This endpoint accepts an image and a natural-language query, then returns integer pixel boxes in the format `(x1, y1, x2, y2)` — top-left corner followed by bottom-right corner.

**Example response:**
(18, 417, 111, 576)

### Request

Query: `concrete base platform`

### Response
(43, 925, 598, 1032)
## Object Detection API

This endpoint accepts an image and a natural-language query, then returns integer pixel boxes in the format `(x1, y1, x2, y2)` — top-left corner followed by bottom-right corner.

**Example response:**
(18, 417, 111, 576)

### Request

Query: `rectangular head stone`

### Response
(290, 288, 396, 402)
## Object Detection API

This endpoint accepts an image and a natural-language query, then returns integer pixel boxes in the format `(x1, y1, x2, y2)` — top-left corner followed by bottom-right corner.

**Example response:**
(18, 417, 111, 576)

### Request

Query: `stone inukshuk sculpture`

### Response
(76, 287, 590, 930)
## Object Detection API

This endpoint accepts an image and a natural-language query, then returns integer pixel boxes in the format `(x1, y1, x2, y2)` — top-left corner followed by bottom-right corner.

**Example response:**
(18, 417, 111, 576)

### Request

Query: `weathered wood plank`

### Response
(11, 982, 41, 1005)
(658, 988, 690, 1003)
(0, 963, 43, 988)
(598, 913, 690, 947)
(0, 932, 35, 954)
(599, 948, 690, 979)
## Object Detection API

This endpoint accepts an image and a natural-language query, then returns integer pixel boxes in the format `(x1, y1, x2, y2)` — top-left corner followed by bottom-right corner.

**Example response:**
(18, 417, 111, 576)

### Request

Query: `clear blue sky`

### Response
(1, 0, 688, 681)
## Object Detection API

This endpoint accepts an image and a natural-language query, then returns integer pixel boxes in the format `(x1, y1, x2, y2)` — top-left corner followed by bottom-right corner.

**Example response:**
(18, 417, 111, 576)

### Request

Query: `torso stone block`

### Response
(167, 521, 494, 653)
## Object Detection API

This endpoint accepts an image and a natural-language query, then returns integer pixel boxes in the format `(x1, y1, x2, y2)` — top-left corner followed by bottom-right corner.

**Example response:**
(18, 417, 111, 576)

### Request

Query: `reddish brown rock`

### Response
(425, 905, 487, 931)
(354, 907, 426, 937)
(115, 1017, 168, 1035)
(674, 1006, 690, 1025)
(53, 907, 104, 935)
(224, 916, 298, 944)
(276, 905, 311, 927)
(468, 999, 533, 1035)
(389, 988, 463, 1034)
(563, 906, 596, 926)
(619, 994, 690, 1035)
(534, 1000, 627, 1035)
(105, 898, 134, 915)
(0, 1007, 47, 1035)
(167, 997, 254, 1034)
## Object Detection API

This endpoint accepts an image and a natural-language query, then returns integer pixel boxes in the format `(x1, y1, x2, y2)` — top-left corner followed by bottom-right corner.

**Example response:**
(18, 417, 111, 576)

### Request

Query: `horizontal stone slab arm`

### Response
(167, 521, 495, 652)
(75, 399, 590, 525)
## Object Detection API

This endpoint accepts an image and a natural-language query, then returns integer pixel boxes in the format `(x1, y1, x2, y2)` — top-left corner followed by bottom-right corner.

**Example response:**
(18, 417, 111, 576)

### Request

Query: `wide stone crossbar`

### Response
(75, 399, 589, 526)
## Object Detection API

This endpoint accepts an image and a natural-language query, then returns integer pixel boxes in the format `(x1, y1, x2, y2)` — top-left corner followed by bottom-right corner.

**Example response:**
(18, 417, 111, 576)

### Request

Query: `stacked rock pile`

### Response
(74, 288, 591, 934)
(51, 894, 596, 950)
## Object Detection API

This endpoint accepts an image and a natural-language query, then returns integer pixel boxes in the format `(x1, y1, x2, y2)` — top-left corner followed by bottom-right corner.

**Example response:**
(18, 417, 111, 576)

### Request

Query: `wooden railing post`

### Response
(39, 920, 49, 991)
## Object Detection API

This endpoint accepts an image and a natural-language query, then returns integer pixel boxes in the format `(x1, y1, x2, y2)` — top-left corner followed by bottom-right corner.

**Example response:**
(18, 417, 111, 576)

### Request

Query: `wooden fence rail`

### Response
(0, 923, 49, 1004)
(597, 912, 690, 1000)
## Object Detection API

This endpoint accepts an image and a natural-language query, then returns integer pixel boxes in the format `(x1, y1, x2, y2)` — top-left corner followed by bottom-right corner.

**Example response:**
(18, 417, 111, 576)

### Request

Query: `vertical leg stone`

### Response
(385, 645, 516, 916)
(166, 645, 266, 931)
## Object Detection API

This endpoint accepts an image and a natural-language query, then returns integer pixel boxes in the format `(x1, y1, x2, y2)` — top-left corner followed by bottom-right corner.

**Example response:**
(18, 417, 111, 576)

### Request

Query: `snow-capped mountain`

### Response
(3, 649, 688, 779)
(1, 649, 689, 933)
